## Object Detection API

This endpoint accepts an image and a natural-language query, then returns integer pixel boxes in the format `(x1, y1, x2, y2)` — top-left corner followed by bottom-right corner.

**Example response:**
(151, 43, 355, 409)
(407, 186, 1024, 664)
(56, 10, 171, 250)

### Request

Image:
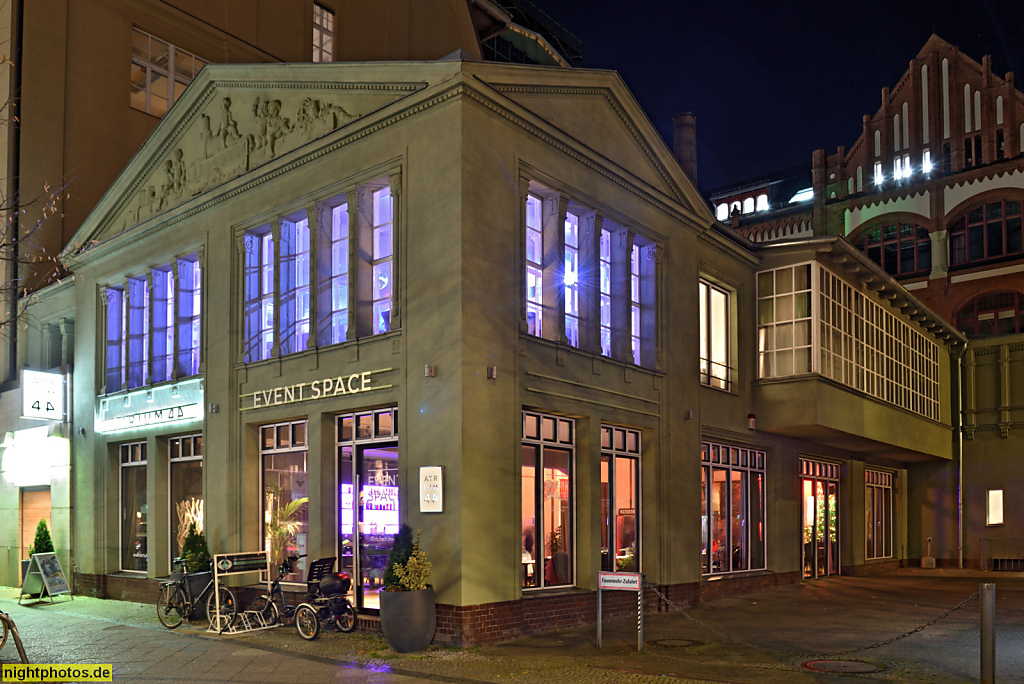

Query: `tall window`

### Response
(244, 180, 394, 362)
(564, 212, 580, 347)
(865, 470, 893, 560)
(130, 28, 207, 117)
(523, 183, 656, 367)
(521, 411, 573, 589)
(328, 203, 349, 343)
(371, 188, 393, 334)
(312, 3, 335, 63)
(525, 195, 544, 337)
(949, 200, 1023, 265)
(699, 279, 730, 390)
(601, 426, 640, 572)
(170, 434, 203, 561)
(701, 442, 765, 574)
(261, 420, 309, 583)
(956, 292, 1024, 337)
(279, 216, 311, 355)
(104, 257, 202, 393)
(630, 244, 641, 365)
(120, 441, 148, 572)
(599, 229, 611, 356)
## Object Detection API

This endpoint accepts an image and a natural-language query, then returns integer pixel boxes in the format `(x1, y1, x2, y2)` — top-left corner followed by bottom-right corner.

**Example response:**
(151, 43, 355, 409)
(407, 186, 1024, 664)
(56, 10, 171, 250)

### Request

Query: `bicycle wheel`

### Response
(1, 615, 9, 649)
(295, 604, 320, 641)
(206, 586, 237, 633)
(336, 603, 357, 633)
(157, 584, 185, 629)
(248, 594, 280, 626)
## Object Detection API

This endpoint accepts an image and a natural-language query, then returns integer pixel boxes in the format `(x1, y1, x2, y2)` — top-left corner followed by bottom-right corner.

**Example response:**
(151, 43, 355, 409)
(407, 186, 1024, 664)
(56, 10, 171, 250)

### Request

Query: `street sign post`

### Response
(597, 571, 643, 651)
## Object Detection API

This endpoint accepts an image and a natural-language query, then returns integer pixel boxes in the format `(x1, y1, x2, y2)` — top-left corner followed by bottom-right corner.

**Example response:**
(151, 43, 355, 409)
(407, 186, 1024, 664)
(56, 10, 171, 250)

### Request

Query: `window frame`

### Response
(856, 223, 932, 277)
(130, 27, 208, 117)
(949, 199, 1024, 267)
(521, 411, 575, 590)
(865, 469, 894, 560)
(260, 420, 310, 584)
(312, 3, 335, 63)
(701, 441, 766, 575)
(169, 433, 204, 564)
(699, 278, 732, 391)
(600, 425, 641, 573)
(119, 440, 148, 573)
(956, 291, 1024, 337)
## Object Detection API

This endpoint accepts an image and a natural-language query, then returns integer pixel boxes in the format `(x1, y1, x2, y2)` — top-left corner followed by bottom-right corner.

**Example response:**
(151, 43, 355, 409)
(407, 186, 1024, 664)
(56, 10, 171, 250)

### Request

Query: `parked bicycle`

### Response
(247, 553, 306, 624)
(157, 557, 237, 632)
(293, 557, 357, 640)
(0, 608, 29, 663)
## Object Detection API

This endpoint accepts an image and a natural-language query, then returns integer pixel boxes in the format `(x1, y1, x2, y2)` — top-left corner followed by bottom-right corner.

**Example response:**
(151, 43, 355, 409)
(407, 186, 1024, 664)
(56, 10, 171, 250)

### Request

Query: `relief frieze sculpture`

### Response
(121, 94, 360, 231)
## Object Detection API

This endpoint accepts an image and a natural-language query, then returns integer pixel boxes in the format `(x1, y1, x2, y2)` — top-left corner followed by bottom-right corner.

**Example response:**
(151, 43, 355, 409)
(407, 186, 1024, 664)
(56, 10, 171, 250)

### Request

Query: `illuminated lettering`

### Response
(311, 380, 321, 399)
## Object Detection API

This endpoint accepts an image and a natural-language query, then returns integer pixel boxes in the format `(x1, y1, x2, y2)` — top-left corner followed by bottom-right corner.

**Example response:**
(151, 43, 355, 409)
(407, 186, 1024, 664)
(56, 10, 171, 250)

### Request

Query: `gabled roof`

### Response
(63, 59, 712, 266)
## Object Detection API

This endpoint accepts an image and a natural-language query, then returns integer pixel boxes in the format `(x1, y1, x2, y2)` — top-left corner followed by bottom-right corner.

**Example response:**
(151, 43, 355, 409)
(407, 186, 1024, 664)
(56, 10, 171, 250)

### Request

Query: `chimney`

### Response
(673, 112, 698, 188)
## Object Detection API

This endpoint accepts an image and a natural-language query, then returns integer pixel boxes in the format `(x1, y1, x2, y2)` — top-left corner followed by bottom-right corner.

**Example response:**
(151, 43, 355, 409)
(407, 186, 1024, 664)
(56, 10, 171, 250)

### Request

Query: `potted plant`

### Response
(180, 522, 213, 617)
(379, 525, 435, 653)
(23, 519, 55, 583)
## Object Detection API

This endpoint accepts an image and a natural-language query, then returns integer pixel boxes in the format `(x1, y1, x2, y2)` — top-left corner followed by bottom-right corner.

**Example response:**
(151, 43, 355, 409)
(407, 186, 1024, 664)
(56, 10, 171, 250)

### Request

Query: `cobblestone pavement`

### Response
(3, 568, 1024, 683)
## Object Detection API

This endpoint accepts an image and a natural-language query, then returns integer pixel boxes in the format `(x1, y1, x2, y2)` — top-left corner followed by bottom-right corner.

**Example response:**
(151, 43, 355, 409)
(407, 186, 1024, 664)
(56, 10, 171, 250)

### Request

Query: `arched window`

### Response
(717, 203, 729, 221)
(856, 224, 931, 276)
(956, 292, 1024, 337)
(949, 199, 1023, 265)
(742, 197, 754, 214)
(755, 194, 768, 212)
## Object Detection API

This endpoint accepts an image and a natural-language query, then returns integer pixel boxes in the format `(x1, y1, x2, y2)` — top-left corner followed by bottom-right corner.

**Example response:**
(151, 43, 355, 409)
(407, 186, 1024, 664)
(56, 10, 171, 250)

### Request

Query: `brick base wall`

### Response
(434, 571, 802, 647)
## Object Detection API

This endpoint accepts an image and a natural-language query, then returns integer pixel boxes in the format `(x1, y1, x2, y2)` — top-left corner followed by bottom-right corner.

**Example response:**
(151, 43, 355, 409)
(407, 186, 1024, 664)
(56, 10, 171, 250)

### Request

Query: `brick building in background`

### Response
(710, 34, 1024, 569)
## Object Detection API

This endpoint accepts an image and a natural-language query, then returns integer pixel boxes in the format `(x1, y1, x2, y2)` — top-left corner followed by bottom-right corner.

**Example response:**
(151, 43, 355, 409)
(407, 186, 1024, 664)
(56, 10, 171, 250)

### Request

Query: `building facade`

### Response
(37, 54, 963, 646)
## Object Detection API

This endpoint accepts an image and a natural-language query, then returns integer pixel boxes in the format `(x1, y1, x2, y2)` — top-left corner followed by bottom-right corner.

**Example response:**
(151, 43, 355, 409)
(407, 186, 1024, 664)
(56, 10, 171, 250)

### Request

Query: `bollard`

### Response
(980, 582, 995, 684)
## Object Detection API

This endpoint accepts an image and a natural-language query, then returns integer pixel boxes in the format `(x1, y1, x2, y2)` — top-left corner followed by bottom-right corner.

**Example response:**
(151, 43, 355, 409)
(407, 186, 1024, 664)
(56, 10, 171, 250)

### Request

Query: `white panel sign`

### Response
(22, 370, 65, 420)
(420, 466, 443, 513)
(598, 571, 642, 591)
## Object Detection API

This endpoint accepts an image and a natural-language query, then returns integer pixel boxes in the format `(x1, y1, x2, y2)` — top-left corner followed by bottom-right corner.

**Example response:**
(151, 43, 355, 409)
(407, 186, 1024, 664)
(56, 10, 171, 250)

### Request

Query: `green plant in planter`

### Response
(383, 525, 431, 591)
(29, 519, 54, 556)
(181, 521, 211, 572)
(264, 482, 308, 571)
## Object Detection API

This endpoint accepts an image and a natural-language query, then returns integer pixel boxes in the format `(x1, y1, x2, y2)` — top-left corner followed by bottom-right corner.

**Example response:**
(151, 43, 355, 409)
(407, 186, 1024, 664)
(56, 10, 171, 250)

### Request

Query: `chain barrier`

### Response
(643, 580, 980, 659)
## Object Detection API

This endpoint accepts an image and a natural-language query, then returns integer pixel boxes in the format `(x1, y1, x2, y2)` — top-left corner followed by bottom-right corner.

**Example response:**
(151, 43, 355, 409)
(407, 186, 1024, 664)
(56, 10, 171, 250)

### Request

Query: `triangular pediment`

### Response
(480, 72, 709, 219)
(71, 64, 432, 250)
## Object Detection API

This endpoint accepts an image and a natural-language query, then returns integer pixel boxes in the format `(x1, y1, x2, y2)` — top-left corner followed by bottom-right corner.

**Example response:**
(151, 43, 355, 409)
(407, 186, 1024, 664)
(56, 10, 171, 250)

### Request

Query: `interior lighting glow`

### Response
(923, 150, 933, 173)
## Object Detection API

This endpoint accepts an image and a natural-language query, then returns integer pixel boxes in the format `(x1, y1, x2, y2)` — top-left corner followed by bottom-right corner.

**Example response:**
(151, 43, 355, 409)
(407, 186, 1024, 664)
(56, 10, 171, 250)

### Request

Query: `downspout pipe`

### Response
(956, 340, 969, 569)
(6, 0, 23, 380)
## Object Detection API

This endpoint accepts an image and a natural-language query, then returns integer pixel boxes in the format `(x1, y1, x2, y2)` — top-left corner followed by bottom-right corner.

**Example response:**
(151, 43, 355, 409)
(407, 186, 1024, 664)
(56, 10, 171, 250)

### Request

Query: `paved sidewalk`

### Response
(3, 568, 1023, 683)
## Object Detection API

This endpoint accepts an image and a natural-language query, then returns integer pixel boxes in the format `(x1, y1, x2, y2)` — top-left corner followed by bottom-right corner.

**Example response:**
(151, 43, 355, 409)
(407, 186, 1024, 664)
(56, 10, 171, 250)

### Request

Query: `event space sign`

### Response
(241, 368, 391, 410)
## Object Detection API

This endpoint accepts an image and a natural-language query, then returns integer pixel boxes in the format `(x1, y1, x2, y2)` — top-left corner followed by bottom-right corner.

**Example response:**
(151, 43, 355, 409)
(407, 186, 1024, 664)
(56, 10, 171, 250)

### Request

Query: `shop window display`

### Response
(521, 411, 574, 589)
(600, 425, 640, 572)
(261, 420, 309, 583)
(120, 441, 148, 572)
(700, 442, 765, 574)
(170, 434, 203, 561)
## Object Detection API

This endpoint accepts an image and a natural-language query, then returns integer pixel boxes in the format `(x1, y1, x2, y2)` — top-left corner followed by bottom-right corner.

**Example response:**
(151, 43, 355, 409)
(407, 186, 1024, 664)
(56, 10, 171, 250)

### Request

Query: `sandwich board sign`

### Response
(20, 552, 72, 604)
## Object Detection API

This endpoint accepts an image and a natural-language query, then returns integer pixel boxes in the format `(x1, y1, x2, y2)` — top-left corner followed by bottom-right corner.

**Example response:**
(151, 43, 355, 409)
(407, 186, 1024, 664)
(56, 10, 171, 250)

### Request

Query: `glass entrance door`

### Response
(357, 445, 398, 610)
(801, 478, 839, 578)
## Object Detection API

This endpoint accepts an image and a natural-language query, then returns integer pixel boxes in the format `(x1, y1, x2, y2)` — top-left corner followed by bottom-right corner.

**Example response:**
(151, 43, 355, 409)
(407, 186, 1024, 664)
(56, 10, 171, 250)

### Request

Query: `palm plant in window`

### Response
(264, 482, 308, 570)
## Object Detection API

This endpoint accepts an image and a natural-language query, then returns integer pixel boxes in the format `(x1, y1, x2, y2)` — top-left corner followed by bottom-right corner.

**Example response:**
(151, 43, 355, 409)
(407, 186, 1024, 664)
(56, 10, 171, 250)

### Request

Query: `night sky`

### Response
(536, 1, 1024, 193)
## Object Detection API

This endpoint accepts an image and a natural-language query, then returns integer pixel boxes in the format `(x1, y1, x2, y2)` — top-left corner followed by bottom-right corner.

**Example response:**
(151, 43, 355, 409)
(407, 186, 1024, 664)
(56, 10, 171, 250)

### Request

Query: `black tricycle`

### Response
(248, 555, 356, 639)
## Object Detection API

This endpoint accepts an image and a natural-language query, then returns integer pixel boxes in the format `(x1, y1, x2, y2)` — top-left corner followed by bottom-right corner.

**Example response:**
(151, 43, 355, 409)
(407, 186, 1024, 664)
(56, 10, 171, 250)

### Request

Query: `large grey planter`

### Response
(379, 586, 436, 653)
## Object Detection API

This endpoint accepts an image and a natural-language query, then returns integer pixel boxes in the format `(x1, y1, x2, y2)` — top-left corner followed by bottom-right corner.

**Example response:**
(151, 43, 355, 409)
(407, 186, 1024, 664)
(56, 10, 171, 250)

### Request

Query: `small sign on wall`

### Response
(420, 466, 443, 513)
